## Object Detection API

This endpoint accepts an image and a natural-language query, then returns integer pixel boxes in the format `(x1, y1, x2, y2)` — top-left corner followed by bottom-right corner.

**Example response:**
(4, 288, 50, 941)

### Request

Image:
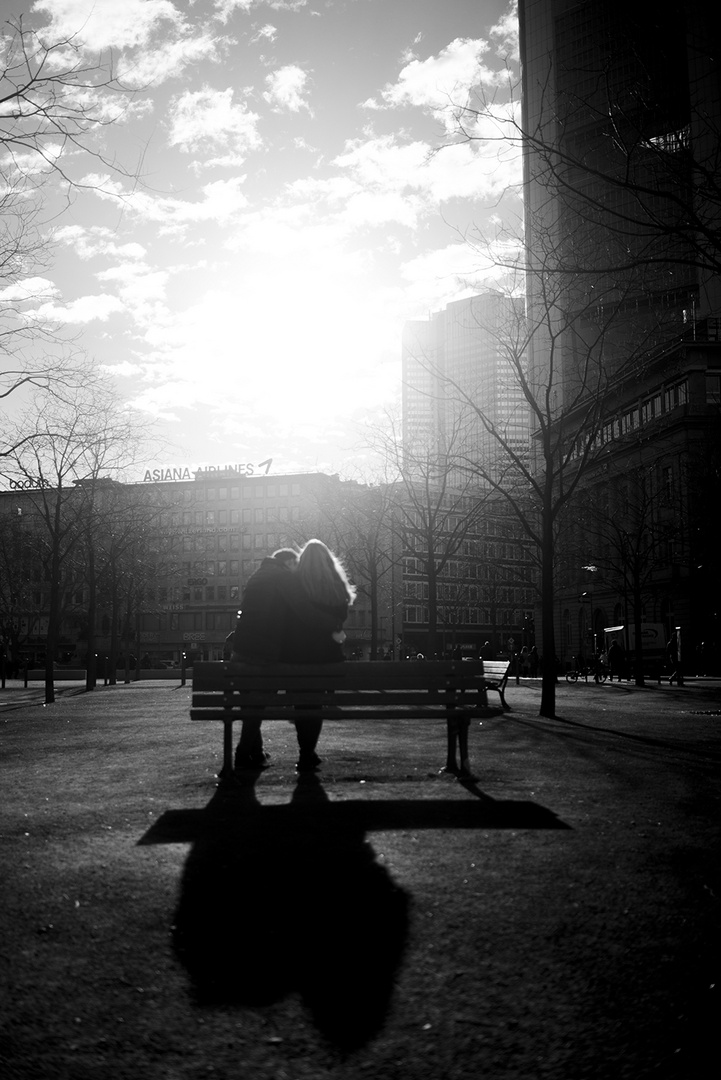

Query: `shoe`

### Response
(234, 751, 271, 770)
(296, 751, 321, 772)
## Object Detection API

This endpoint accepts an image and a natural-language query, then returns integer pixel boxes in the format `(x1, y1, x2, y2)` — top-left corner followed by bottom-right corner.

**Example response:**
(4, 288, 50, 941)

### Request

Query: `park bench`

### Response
(190, 660, 494, 780)
(477, 659, 512, 711)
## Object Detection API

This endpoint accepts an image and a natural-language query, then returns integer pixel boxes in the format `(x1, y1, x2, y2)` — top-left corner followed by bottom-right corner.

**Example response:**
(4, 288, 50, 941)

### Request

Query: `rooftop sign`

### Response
(142, 459, 273, 483)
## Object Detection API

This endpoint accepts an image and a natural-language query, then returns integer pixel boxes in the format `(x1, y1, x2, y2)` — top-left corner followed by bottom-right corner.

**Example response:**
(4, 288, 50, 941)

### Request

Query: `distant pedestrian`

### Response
(607, 640, 623, 681)
(529, 645, 539, 677)
(667, 632, 684, 685)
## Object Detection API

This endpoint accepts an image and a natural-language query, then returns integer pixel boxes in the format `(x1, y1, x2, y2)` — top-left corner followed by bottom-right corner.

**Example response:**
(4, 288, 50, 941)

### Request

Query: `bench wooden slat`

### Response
(191, 690, 479, 706)
(190, 706, 481, 722)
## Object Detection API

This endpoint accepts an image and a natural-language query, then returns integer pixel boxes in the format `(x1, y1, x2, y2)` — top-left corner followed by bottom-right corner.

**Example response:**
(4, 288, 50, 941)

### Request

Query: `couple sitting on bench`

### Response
(230, 541, 356, 773)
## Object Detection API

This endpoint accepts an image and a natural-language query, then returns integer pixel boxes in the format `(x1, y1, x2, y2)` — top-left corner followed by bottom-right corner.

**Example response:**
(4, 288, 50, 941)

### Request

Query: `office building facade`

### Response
(518, 0, 720, 668)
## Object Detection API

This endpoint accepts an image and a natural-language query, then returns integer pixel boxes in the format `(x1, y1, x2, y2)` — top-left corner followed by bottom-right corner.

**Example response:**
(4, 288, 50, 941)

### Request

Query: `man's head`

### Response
(272, 548, 299, 572)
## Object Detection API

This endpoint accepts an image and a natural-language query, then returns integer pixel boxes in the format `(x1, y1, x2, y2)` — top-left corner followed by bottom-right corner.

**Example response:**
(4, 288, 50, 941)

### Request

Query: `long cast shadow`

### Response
(164, 774, 409, 1051)
(142, 778, 567, 1051)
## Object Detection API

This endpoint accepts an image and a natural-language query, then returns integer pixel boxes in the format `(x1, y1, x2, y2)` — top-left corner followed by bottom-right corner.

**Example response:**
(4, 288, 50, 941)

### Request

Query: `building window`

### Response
(705, 372, 721, 404)
(664, 381, 688, 411)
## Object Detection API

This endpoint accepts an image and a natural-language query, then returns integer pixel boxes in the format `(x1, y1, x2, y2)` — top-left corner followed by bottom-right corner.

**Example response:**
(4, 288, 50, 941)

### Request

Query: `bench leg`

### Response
(220, 719, 234, 779)
(444, 715, 475, 779)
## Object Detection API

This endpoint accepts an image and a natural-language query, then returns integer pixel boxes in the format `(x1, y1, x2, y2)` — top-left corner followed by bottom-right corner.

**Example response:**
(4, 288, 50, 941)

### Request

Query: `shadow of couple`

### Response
(170, 772, 410, 1051)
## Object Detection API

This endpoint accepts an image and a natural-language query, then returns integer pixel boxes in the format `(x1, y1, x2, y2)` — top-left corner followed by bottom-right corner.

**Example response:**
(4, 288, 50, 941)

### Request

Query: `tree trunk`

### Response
(85, 543, 97, 692)
(632, 560, 645, 686)
(539, 490, 557, 718)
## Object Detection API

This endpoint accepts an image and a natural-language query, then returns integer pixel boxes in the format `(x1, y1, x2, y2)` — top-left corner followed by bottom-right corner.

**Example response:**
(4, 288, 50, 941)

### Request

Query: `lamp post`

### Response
(580, 565, 599, 657)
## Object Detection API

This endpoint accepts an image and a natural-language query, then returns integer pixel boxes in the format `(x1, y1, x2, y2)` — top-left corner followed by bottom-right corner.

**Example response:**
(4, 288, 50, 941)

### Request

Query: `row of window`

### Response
(165, 505, 302, 527)
(403, 582, 534, 603)
(405, 606, 526, 625)
(170, 483, 303, 505)
(171, 532, 293, 555)
(575, 375, 719, 458)
(404, 555, 531, 577)
(141, 611, 238, 632)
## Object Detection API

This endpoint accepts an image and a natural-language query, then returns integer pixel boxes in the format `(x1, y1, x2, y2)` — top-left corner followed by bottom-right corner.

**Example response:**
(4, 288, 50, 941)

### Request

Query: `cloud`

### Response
(54, 225, 147, 261)
(371, 38, 499, 115)
(167, 87, 262, 166)
(33, 0, 223, 87)
(250, 24, 278, 44)
(35, 293, 124, 323)
(0, 277, 61, 303)
(33, 0, 184, 52)
(333, 130, 521, 208)
(95, 262, 169, 326)
(263, 65, 312, 113)
(490, 1, 520, 63)
(116, 31, 223, 87)
(81, 175, 250, 233)
(213, 0, 308, 19)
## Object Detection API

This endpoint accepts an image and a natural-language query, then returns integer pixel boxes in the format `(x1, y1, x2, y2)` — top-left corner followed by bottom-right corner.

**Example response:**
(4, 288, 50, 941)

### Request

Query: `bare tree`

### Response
(311, 479, 400, 659)
(404, 260, 676, 715)
(364, 412, 488, 659)
(1, 16, 141, 438)
(1, 378, 148, 701)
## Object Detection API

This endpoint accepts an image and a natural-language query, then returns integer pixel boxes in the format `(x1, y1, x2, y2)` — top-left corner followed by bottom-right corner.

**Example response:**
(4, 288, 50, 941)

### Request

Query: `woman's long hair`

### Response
(297, 539, 356, 607)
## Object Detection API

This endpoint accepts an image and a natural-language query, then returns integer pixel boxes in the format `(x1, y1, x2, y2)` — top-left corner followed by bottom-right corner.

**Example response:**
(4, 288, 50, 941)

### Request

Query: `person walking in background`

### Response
(282, 539, 356, 772)
(667, 631, 684, 686)
(231, 547, 299, 769)
(607, 639, 623, 682)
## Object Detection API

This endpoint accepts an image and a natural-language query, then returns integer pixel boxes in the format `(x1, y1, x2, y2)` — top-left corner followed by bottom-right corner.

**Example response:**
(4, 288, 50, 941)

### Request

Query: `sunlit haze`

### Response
(3, 0, 521, 478)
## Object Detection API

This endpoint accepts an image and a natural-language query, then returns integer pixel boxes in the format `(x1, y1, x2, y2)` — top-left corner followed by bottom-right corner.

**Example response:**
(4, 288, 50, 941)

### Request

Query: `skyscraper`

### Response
(402, 293, 529, 481)
(517, 0, 720, 668)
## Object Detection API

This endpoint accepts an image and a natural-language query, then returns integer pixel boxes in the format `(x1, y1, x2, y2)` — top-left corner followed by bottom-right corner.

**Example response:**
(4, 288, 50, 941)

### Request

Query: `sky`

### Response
(1, 0, 521, 481)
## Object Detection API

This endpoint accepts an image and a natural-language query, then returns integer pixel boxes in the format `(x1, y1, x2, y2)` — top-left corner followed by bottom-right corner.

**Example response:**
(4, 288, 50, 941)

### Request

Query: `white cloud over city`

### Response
(10, 0, 521, 474)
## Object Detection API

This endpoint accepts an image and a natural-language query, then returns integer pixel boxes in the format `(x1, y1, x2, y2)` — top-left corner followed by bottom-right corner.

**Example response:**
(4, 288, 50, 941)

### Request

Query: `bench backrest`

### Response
(480, 660, 511, 680)
(192, 659, 486, 693)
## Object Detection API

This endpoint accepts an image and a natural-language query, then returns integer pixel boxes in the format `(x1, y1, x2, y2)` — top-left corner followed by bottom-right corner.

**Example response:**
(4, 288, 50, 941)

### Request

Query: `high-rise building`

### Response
(402, 293, 529, 480)
(518, 0, 720, 669)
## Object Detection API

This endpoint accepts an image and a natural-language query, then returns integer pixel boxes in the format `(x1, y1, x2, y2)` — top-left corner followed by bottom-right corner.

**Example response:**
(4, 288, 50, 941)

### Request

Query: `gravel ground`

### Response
(1, 676, 719, 1079)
